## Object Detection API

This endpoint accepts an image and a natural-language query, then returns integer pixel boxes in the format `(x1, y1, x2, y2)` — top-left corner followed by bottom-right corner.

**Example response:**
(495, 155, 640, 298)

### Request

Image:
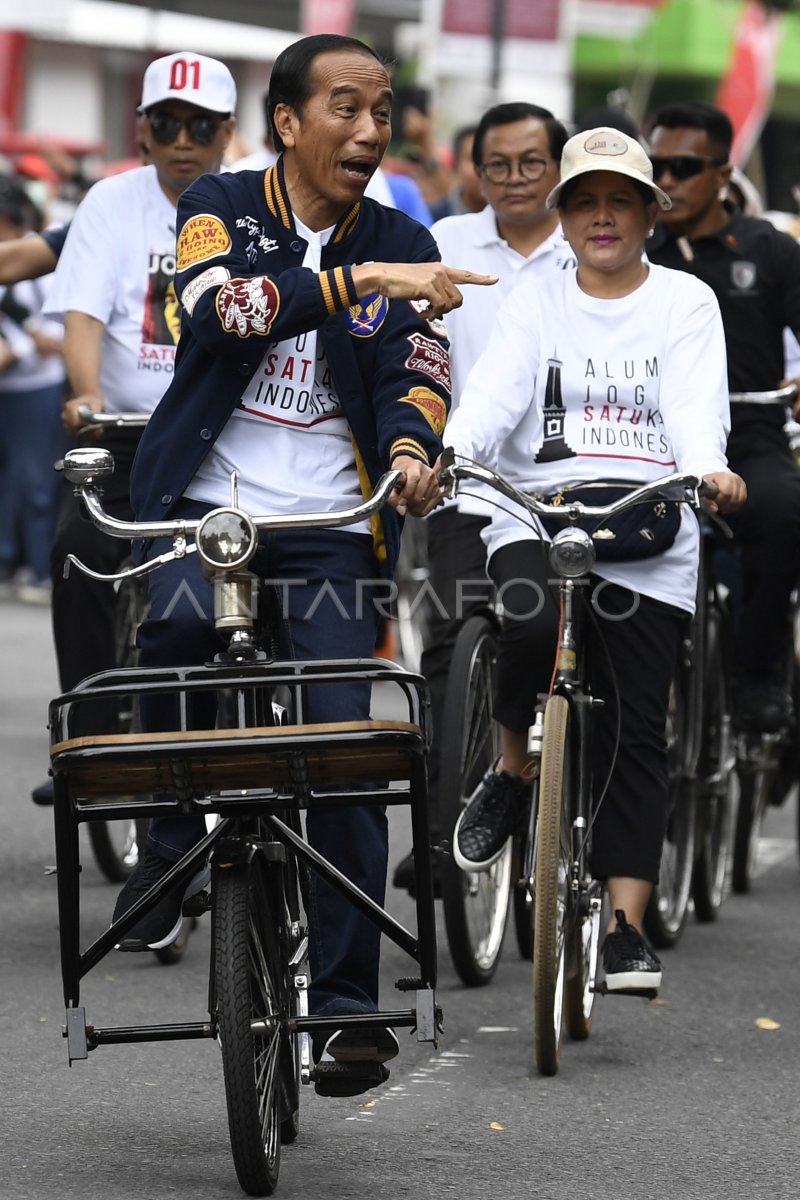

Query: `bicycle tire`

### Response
(213, 857, 295, 1197)
(87, 817, 150, 884)
(692, 610, 735, 921)
(440, 614, 512, 987)
(533, 695, 570, 1076)
(88, 572, 150, 883)
(512, 819, 535, 961)
(644, 680, 696, 949)
(732, 761, 769, 893)
(564, 892, 601, 1042)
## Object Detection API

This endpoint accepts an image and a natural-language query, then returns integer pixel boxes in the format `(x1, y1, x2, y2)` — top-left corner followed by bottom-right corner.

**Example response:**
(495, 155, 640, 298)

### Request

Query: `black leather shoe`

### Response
(31, 778, 54, 806)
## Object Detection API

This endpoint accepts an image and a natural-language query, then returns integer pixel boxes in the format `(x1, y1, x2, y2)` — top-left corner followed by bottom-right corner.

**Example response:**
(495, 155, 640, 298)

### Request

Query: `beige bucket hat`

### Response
(546, 126, 671, 211)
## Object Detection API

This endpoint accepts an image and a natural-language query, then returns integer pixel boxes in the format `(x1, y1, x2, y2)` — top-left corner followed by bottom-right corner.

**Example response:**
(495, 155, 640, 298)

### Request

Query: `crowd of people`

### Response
(4, 32, 800, 1097)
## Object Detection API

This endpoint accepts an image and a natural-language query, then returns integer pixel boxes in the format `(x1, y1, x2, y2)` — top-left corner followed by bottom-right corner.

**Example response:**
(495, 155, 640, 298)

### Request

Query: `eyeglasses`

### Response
(478, 156, 553, 184)
(650, 155, 726, 181)
(147, 110, 228, 146)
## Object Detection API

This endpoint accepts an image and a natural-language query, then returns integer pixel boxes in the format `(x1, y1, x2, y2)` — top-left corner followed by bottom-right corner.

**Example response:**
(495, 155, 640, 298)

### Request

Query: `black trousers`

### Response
(49, 428, 141, 735)
(489, 541, 684, 884)
(418, 508, 493, 828)
(726, 440, 800, 674)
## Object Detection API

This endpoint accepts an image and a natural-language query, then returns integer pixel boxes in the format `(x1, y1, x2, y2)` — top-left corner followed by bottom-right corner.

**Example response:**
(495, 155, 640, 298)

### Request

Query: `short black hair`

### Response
(0, 175, 40, 230)
(472, 102, 569, 166)
(649, 101, 733, 162)
(268, 34, 384, 152)
(575, 105, 642, 142)
(557, 173, 656, 211)
(452, 124, 477, 160)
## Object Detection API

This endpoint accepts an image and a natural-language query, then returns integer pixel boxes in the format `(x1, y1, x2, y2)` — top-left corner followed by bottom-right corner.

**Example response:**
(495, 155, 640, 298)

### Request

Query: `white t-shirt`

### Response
(43, 165, 179, 415)
(185, 217, 368, 529)
(0, 275, 65, 393)
(432, 208, 576, 515)
(445, 263, 730, 613)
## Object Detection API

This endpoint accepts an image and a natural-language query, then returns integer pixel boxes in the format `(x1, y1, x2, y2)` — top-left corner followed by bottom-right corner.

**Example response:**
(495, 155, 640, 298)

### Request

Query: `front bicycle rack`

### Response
(48, 656, 441, 1066)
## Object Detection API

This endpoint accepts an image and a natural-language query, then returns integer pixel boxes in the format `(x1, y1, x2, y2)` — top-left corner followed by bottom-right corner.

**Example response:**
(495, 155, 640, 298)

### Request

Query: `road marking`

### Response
(754, 836, 795, 875)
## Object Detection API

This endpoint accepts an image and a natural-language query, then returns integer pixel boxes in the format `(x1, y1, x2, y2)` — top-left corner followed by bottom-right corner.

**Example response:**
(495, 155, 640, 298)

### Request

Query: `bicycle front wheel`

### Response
(692, 611, 736, 920)
(213, 858, 294, 1197)
(732, 756, 769, 893)
(440, 615, 512, 987)
(644, 681, 696, 948)
(533, 695, 570, 1076)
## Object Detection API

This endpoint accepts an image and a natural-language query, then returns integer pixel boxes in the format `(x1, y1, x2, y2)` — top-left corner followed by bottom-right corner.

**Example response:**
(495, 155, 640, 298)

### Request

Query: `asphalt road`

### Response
(2, 596, 799, 1200)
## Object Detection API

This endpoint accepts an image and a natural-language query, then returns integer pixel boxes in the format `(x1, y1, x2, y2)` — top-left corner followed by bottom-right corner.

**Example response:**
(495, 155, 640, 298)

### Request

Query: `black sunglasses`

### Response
(650, 154, 725, 181)
(147, 110, 228, 146)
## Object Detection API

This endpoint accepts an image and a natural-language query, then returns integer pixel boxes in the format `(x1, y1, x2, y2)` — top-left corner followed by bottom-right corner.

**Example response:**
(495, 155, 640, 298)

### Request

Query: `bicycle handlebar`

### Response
(76, 405, 150, 429)
(63, 451, 406, 585)
(729, 384, 798, 406)
(438, 453, 705, 522)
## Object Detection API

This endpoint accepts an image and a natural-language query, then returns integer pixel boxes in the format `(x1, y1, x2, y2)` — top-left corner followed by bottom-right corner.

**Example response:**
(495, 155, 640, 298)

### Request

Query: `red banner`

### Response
(300, 0, 356, 37)
(442, 0, 561, 40)
(715, 1, 782, 167)
(0, 31, 26, 135)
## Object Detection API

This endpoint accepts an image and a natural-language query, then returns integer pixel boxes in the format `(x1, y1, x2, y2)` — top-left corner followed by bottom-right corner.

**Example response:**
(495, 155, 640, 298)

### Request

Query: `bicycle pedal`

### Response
(311, 1061, 390, 1097)
(182, 889, 210, 917)
(593, 981, 659, 1000)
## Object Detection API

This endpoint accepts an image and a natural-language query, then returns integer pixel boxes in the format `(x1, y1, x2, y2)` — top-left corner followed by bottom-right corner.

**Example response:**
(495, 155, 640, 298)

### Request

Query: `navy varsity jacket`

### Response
(130, 158, 452, 574)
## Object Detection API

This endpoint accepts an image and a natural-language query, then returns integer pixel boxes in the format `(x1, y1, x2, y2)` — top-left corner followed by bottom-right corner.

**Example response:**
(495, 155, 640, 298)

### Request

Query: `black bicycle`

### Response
(49, 446, 440, 1197)
(727, 385, 800, 893)
(440, 454, 707, 1075)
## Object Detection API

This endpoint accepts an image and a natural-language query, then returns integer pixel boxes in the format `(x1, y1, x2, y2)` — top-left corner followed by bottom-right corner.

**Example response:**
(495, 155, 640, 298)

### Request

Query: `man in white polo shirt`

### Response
(394, 101, 573, 892)
(37, 51, 236, 795)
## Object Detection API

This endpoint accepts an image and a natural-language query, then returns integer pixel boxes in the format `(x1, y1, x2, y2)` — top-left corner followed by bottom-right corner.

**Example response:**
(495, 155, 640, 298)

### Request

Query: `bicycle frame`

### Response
(51, 658, 438, 1064)
(50, 451, 442, 1073)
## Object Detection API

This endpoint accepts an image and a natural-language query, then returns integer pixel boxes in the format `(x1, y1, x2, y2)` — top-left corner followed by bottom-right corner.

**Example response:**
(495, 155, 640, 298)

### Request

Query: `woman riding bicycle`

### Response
(442, 127, 746, 993)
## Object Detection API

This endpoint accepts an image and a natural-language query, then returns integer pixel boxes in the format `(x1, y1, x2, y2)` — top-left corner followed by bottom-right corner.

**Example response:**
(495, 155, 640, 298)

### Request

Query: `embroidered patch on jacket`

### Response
(216, 277, 281, 338)
(404, 332, 451, 392)
(177, 214, 232, 271)
(345, 293, 389, 337)
(408, 299, 447, 339)
(181, 265, 231, 316)
(398, 386, 447, 436)
(731, 261, 756, 289)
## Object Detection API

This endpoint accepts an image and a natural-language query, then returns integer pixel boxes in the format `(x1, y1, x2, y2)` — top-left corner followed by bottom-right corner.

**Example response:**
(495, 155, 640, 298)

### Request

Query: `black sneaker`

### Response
(602, 910, 662, 992)
(31, 778, 54, 806)
(112, 848, 210, 952)
(312, 1025, 398, 1098)
(452, 763, 529, 871)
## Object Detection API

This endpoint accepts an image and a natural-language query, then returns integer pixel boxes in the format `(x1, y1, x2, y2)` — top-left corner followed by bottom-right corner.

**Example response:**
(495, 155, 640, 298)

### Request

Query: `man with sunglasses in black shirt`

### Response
(647, 101, 800, 732)
(35, 52, 236, 803)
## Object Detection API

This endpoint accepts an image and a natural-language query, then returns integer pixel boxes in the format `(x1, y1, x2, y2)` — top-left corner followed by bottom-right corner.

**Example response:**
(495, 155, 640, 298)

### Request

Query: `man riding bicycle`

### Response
(647, 101, 800, 733)
(113, 33, 495, 1096)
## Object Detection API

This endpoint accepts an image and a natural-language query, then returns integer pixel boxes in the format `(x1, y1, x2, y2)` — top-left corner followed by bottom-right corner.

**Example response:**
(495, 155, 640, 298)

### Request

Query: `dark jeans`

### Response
(50, 428, 141, 735)
(0, 381, 66, 583)
(489, 541, 684, 884)
(726, 441, 800, 675)
(418, 508, 492, 822)
(138, 502, 385, 1018)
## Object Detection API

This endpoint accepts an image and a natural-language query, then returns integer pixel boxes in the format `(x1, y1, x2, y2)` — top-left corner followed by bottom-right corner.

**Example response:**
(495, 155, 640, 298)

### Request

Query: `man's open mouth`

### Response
(341, 160, 375, 181)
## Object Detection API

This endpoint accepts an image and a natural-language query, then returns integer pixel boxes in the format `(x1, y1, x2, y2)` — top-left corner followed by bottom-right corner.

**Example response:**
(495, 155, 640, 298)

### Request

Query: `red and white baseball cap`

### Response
(139, 52, 237, 114)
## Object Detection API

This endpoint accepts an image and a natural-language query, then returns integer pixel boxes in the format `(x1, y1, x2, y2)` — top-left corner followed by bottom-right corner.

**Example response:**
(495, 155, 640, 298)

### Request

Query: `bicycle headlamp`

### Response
(196, 507, 258, 572)
(548, 527, 596, 579)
